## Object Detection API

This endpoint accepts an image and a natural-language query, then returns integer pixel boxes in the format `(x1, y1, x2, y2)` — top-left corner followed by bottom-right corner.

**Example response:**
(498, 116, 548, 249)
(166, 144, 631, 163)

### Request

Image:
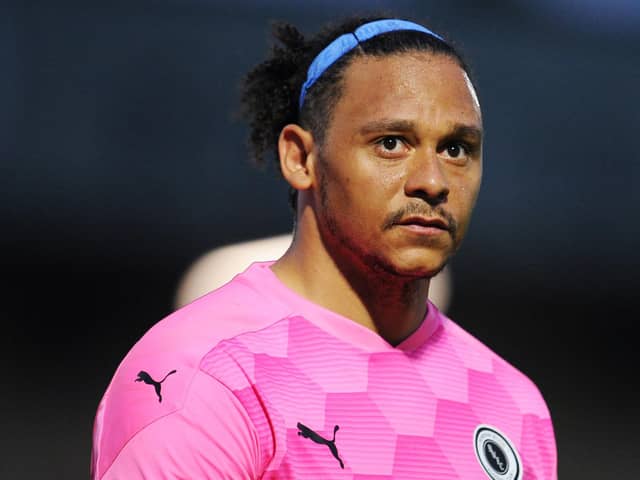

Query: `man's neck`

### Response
(271, 227, 430, 346)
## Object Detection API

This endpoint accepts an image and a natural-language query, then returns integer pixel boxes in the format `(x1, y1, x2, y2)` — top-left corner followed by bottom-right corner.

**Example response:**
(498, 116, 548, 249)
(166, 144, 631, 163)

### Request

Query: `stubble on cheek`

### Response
(316, 165, 385, 270)
(318, 168, 338, 236)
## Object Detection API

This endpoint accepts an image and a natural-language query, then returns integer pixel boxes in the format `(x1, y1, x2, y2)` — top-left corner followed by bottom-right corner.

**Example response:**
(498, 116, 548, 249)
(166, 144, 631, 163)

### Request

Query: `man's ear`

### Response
(278, 124, 316, 191)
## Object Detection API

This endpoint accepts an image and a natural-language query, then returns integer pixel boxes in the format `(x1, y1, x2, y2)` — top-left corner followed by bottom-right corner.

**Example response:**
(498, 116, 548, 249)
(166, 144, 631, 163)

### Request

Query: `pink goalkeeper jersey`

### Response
(92, 262, 557, 479)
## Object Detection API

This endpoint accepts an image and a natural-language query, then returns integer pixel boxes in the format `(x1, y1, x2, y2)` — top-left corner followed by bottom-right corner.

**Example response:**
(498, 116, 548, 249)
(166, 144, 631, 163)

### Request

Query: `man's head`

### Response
(242, 16, 482, 278)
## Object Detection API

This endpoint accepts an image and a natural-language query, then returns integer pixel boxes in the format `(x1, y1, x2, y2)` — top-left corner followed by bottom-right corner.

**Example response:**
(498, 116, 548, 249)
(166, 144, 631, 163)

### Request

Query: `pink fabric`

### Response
(92, 262, 557, 479)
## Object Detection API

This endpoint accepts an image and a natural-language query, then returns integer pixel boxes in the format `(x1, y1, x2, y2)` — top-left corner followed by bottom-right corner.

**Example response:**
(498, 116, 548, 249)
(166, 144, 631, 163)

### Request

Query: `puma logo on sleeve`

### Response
(297, 422, 344, 469)
(134, 369, 177, 403)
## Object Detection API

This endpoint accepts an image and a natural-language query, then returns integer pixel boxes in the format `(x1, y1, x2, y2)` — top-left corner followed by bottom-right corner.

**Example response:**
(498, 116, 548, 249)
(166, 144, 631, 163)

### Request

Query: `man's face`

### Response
(312, 51, 483, 278)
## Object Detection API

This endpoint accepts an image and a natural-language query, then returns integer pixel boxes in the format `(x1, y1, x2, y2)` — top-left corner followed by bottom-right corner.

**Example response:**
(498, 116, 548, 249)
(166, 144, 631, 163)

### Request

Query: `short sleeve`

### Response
(93, 370, 266, 480)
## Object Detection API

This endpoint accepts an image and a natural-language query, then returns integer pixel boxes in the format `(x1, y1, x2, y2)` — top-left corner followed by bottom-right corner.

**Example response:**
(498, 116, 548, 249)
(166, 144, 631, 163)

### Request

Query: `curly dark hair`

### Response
(240, 15, 473, 207)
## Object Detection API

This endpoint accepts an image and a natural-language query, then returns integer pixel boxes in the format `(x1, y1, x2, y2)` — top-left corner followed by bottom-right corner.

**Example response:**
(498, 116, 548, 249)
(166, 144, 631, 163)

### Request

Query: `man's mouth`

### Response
(396, 216, 450, 231)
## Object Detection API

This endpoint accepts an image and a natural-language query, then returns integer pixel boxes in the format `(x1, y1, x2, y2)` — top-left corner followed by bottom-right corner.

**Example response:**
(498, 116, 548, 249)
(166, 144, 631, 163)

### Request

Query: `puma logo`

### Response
(135, 369, 177, 402)
(297, 422, 344, 469)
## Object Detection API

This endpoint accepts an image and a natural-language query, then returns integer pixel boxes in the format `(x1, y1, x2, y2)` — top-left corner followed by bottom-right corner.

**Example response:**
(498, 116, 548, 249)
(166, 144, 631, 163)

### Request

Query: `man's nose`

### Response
(404, 149, 450, 204)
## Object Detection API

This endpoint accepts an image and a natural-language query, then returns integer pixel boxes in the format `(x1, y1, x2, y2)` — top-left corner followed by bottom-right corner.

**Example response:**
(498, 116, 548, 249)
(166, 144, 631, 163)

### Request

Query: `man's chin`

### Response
(396, 263, 447, 279)
(395, 249, 451, 276)
(372, 254, 449, 280)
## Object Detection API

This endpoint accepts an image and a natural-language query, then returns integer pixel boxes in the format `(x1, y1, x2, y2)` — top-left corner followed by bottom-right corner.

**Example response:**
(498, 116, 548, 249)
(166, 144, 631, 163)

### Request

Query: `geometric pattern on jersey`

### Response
(91, 262, 557, 479)
(201, 313, 556, 478)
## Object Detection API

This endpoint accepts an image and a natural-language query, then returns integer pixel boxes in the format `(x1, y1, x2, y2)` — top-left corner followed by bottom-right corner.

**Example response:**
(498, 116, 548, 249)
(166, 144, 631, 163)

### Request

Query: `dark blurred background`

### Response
(4, 0, 639, 478)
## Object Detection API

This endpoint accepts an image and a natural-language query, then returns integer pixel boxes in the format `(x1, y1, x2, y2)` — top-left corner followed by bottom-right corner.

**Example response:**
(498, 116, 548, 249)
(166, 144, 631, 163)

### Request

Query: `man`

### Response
(92, 16, 557, 479)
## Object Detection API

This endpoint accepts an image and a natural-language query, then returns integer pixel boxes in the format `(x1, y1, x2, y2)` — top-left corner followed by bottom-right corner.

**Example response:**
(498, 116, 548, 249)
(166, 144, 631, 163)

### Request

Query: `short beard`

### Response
(316, 153, 452, 280)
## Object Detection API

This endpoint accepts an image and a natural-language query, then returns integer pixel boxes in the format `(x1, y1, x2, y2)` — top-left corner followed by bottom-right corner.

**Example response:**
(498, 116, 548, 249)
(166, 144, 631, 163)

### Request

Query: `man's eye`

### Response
(375, 136, 408, 157)
(444, 143, 466, 158)
(439, 142, 473, 164)
(382, 137, 400, 151)
(373, 136, 409, 158)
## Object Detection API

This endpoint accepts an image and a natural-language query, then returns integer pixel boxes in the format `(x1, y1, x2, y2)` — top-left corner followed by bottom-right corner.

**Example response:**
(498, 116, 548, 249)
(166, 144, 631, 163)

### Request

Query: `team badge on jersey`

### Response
(473, 425, 522, 480)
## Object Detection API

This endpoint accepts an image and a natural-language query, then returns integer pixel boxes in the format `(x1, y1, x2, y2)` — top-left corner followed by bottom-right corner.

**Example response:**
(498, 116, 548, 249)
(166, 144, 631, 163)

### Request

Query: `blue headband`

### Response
(298, 19, 445, 109)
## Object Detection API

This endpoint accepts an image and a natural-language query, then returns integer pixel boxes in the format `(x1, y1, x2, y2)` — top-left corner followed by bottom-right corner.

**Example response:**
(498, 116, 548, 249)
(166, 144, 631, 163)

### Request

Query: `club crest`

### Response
(473, 425, 522, 480)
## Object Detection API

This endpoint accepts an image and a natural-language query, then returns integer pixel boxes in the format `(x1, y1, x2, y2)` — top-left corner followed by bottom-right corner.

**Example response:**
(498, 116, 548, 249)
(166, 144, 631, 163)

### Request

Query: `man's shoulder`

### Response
(92, 265, 290, 476)
(438, 314, 552, 419)
(109, 264, 288, 393)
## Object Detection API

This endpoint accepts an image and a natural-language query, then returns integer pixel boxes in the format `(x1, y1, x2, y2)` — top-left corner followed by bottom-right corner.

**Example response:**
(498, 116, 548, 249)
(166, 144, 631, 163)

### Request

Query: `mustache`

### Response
(382, 203, 458, 238)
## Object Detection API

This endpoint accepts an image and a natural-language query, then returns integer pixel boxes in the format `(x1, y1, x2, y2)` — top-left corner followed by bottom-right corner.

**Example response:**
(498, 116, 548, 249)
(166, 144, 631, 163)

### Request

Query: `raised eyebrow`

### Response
(359, 119, 416, 135)
(447, 124, 483, 142)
